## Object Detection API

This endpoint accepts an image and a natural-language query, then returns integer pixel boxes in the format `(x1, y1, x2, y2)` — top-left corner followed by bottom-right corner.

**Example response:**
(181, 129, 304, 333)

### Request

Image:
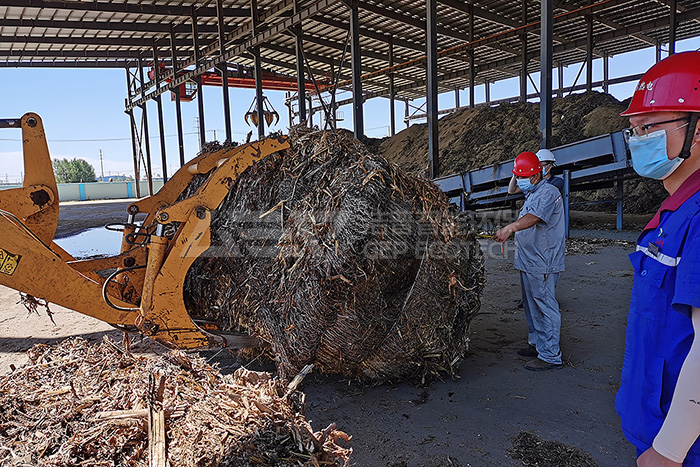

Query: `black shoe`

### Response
(517, 345, 538, 357)
(517, 300, 524, 309)
(524, 358, 562, 371)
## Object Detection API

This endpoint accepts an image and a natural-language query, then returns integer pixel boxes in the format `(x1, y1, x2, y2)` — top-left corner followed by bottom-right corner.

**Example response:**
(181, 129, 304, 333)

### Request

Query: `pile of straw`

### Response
(184, 128, 485, 384)
(0, 337, 351, 466)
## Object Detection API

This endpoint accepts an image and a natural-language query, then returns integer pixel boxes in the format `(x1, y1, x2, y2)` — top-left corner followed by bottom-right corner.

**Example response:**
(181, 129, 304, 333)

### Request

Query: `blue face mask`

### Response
(627, 129, 683, 180)
(516, 178, 535, 193)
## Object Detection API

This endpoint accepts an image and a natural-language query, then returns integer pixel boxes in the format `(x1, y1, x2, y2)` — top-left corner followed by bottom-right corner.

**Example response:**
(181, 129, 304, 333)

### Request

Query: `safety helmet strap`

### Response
(680, 113, 700, 160)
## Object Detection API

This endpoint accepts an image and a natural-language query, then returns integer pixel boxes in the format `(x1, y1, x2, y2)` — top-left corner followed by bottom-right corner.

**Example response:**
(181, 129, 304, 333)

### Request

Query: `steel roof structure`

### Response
(2, 0, 699, 182)
(2, 1, 699, 96)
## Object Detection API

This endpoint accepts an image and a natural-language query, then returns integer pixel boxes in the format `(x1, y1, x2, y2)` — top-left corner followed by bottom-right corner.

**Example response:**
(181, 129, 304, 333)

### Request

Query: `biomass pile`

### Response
(507, 431, 598, 467)
(375, 91, 665, 214)
(184, 127, 485, 384)
(0, 337, 351, 467)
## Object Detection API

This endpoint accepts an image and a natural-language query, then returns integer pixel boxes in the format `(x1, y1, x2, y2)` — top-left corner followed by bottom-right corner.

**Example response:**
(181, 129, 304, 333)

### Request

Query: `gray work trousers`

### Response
(519, 271, 562, 364)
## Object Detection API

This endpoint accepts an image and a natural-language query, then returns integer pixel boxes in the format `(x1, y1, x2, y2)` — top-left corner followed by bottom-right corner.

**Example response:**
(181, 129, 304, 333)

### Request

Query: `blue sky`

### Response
(1, 36, 698, 184)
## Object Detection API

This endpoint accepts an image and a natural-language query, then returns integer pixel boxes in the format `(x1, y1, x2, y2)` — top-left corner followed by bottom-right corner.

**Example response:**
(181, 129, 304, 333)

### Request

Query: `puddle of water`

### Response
(54, 227, 123, 259)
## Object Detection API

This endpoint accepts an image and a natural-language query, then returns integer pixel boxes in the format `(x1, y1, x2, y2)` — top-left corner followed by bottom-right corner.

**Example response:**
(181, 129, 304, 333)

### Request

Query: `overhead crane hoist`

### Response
(0, 113, 289, 350)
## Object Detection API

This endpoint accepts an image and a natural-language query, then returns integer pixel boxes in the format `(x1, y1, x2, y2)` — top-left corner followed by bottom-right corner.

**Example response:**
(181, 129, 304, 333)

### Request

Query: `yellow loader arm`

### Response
(0, 113, 289, 350)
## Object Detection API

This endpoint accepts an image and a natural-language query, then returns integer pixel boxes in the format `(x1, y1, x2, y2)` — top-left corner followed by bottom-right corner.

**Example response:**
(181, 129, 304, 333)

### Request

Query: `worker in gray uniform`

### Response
(508, 148, 564, 310)
(495, 151, 566, 371)
(508, 148, 564, 195)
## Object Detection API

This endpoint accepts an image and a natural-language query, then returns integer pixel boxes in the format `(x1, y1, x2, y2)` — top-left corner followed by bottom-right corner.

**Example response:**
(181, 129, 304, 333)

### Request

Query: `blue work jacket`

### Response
(615, 169, 700, 462)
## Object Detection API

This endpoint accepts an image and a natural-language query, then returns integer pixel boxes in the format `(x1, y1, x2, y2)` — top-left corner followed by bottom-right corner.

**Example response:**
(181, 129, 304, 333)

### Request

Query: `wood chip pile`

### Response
(184, 128, 485, 384)
(0, 337, 351, 466)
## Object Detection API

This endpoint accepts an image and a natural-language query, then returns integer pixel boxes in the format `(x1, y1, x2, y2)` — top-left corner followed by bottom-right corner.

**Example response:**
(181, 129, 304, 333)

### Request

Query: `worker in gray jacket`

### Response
(508, 148, 564, 194)
(495, 151, 566, 371)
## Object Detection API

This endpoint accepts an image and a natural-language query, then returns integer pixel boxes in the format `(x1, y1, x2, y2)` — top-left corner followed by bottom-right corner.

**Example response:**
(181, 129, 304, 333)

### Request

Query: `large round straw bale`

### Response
(184, 128, 484, 384)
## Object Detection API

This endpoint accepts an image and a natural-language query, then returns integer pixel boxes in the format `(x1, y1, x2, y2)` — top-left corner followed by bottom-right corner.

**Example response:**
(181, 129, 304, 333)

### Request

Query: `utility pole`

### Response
(99, 149, 105, 182)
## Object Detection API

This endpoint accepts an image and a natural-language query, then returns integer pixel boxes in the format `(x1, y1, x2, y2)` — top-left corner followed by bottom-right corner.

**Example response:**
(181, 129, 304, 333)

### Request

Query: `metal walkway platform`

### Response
(433, 131, 634, 235)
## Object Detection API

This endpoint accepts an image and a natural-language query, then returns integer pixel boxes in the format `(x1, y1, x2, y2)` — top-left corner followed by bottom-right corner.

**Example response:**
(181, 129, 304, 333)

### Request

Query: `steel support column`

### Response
(520, 35, 528, 101)
(138, 58, 153, 195)
(404, 100, 409, 128)
(485, 82, 490, 103)
(349, 0, 364, 139)
(125, 68, 141, 198)
(669, 0, 677, 55)
(563, 169, 570, 238)
(286, 91, 294, 125)
(294, 0, 306, 123)
(558, 63, 564, 98)
(656, 41, 662, 62)
(540, 0, 553, 149)
(586, 14, 593, 92)
(192, 7, 206, 148)
(520, 0, 528, 102)
(217, 0, 232, 142)
(389, 38, 396, 136)
(170, 27, 185, 166)
(469, 3, 475, 108)
(603, 53, 609, 94)
(426, 0, 439, 178)
(455, 88, 460, 108)
(308, 96, 314, 127)
(153, 42, 168, 182)
(127, 106, 142, 198)
(616, 175, 623, 231)
(251, 0, 264, 140)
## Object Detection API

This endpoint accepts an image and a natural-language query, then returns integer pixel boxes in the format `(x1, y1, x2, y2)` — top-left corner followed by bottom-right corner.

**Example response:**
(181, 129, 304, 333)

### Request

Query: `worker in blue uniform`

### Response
(495, 151, 566, 371)
(614, 51, 700, 466)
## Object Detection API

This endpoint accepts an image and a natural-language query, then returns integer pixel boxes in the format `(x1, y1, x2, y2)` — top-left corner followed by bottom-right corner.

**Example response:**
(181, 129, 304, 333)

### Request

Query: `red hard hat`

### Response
(621, 51, 700, 116)
(513, 151, 542, 176)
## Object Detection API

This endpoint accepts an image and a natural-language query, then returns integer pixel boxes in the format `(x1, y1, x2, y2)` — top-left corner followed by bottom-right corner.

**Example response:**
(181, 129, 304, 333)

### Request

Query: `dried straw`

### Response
(184, 128, 485, 384)
(0, 337, 351, 466)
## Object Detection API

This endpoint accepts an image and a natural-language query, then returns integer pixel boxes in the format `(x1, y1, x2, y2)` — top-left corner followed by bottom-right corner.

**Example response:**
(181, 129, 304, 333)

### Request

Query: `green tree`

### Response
(52, 158, 97, 183)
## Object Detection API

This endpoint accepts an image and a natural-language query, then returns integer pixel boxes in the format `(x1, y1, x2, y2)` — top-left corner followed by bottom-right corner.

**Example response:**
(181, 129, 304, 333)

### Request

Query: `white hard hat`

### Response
(536, 149, 556, 164)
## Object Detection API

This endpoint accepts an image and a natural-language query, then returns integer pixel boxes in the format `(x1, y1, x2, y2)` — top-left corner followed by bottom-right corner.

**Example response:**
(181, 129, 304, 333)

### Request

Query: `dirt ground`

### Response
(0, 200, 647, 466)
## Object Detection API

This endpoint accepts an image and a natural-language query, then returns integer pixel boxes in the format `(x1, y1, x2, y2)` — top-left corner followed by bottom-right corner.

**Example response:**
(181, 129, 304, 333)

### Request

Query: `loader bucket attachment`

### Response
(0, 112, 290, 351)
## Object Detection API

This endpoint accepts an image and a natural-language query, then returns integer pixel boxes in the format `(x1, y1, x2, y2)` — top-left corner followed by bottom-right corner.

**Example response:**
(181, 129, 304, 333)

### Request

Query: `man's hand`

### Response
(637, 447, 682, 467)
(495, 224, 516, 243)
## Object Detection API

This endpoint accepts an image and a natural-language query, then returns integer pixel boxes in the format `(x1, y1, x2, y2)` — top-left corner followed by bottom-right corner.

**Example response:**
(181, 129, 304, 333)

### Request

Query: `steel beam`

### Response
(128, 0, 336, 109)
(426, 0, 439, 178)
(0, 18, 219, 34)
(0, 60, 131, 68)
(0, 0, 249, 17)
(540, 0, 553, 149)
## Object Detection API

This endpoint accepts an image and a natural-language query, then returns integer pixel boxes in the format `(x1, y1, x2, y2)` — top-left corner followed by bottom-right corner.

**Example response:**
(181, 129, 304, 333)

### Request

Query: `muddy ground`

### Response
(0, 201, 646, 466)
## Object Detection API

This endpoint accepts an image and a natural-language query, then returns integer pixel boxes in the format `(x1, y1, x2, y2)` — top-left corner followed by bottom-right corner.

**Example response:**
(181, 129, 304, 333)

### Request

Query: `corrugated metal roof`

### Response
(1, 0, 699, 103)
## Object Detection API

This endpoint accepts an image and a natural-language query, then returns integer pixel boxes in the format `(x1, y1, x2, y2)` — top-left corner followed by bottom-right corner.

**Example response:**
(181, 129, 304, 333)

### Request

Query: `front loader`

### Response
(0, 113, 289, 350)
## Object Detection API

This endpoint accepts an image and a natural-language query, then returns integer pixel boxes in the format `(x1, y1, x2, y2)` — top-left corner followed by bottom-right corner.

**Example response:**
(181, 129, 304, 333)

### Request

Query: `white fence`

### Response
(0, 181, 164, 201)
